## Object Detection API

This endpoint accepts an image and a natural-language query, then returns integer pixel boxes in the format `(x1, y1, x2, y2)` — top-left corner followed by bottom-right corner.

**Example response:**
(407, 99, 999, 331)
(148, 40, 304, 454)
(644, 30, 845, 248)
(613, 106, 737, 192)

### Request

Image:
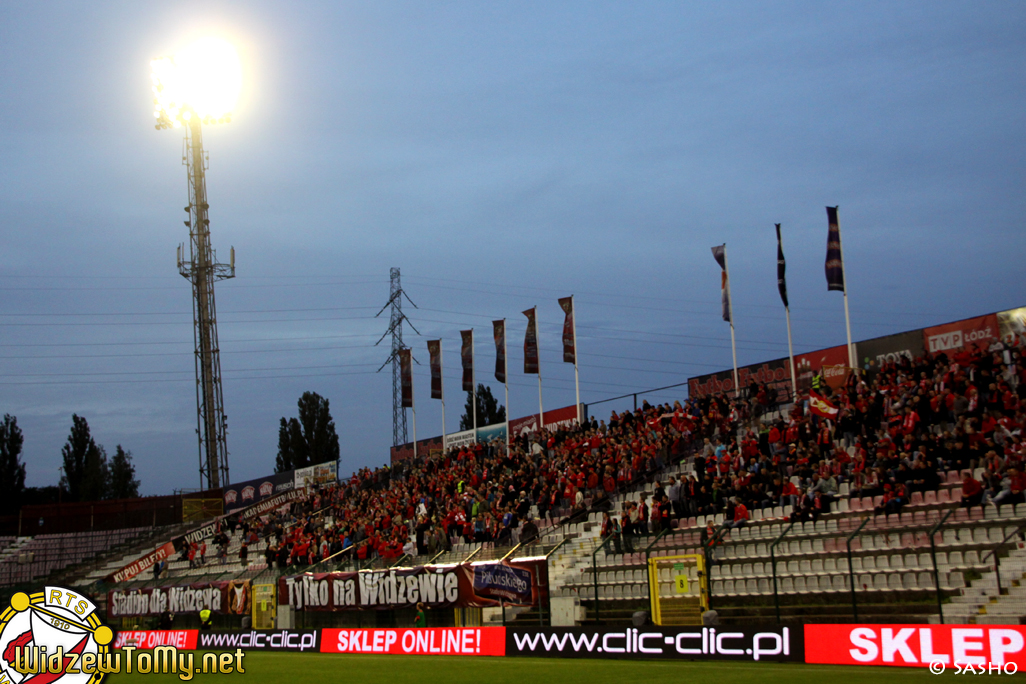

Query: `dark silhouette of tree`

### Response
(276, 392, 340, 472)
(109, 445, 140, 499)
(0, 415, 26, 514)
(459, 384, 507, 431)
(60, 414, 109, 502)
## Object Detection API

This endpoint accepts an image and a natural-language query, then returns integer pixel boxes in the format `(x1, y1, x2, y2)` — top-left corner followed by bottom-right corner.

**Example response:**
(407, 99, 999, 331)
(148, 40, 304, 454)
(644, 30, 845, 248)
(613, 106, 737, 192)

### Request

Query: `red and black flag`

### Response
(399, 348, 413, 408)
(493, 320, 506, 384)
(776, 224, 789, 308)
(711, 244, 731, 323)
(825, 206, 845, 292)
(558, 296, 575, 364)
(427, 340, 442, 400)
(523, 308, 539, 374)
(460, 330, 474, 392)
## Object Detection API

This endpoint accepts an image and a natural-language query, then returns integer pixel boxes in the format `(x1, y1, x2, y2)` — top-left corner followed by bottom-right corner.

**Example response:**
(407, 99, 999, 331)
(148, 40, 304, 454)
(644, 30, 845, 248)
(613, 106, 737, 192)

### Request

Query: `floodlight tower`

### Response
(150, 39, 240, 490)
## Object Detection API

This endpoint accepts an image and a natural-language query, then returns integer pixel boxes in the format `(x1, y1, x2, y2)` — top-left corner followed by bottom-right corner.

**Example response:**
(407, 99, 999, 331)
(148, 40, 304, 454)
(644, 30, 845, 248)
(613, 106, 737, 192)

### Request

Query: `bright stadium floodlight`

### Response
(151, 37, 240, 491)
(151, 37, 241, 128)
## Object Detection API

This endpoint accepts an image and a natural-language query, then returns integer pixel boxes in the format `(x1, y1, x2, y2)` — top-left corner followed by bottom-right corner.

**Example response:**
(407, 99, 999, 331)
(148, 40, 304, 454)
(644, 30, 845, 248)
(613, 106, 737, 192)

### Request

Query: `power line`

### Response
(0, 315, 379, 327)
(0, 279, 384, 292)
(0, 306, 379, 317)
(0, 362, 380, 378)
(0, 370, 380, 386)
(0, 333, 382, 348)
(402, 274, 949, 319)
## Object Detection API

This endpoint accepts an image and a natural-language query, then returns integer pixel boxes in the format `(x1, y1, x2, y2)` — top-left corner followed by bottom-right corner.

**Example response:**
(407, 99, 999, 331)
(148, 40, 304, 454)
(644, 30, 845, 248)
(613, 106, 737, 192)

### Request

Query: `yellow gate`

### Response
(647, 553, 707, 626)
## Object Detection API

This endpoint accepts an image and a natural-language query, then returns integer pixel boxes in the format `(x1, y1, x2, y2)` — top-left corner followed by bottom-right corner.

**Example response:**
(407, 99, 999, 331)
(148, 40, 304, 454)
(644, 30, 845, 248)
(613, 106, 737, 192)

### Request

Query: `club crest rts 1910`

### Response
(0, 587, 113, 684)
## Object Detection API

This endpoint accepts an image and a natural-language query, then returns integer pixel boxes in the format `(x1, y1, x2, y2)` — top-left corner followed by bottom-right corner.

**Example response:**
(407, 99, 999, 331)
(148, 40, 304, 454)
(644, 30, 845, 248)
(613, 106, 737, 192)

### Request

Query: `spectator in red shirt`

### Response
(726, 497, 749, 529)
(961, 473, 984, 508)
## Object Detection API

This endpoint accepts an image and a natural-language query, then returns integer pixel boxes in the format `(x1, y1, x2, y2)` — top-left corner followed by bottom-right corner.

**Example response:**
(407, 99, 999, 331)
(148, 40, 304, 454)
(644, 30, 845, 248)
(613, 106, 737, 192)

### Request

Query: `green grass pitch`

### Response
(106, 652, 933, 684)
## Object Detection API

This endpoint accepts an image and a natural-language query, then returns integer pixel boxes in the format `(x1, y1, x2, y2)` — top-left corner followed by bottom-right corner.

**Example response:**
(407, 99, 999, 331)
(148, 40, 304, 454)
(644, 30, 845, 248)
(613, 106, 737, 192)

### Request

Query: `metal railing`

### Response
(929, 509, 954, 624)
(591, 533, 617, 625)
(845, 516, 872, 621)
(703, 524, 730, 612)
(538, 536, 572, 627)
(770, 521, 796, 623)
(982, 521, 1026, 596)
(643, 529, 671, 607)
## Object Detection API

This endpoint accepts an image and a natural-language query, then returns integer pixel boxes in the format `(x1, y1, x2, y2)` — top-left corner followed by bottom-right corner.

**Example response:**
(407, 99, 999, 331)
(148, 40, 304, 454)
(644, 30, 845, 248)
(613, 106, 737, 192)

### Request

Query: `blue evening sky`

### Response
(1, 1, 1024, 493)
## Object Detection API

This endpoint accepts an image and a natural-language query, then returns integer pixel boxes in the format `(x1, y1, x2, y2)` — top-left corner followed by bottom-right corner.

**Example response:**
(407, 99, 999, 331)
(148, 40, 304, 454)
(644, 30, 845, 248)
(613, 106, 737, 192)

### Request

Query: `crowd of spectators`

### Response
(215, 399, 710, 571)
(201, 337, 1024, 573)
(663, 339, 1025, 531)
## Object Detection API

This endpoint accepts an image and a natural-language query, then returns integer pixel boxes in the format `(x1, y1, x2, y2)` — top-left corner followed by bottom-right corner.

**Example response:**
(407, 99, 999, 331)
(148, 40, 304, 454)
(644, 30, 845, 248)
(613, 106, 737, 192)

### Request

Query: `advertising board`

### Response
(804, 624, 1026, 670)
(320, 627, 505, 656)
(198, 630, 321, 652)
(922, 314, 1000, 356)
(506, 626, 801, 662)
(856, 330, 926, 374)
(278, 560, 544, 612)
(223, 470, 295, 515)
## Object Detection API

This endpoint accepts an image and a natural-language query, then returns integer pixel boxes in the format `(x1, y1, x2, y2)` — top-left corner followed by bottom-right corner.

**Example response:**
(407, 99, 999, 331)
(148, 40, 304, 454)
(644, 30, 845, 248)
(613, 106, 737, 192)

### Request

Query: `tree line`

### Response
(0, 385, 506, 515)
(0, 413, 140, 515)
(272, 386, 505, 473)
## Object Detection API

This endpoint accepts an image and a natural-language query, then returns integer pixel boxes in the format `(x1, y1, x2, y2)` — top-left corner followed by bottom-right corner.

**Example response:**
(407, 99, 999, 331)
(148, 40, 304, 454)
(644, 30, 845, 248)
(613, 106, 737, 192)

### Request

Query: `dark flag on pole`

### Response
(460, 330, 474, 392)
(558, 296, 575, 364)
(711, 244, 731, 323)
(492, 320, 506, 383)
(523, 308, 539, 374)
(825, 206, 845, 292)
(775, 224, 789, 308)
(399, 348, 413, 408)
(427, 340, 442, 400)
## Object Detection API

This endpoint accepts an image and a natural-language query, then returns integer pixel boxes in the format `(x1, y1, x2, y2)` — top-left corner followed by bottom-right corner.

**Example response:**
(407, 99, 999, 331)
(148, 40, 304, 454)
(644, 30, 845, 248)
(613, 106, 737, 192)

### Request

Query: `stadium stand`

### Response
(69, 333, 1026, 628)
(0, 526, 191, 587)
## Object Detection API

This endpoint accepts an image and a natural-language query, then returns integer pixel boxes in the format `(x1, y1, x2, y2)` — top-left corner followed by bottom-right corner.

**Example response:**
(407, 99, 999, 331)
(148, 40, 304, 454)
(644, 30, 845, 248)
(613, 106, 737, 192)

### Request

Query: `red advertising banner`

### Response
(687, 346, 848, 400)
(108, 579, 250, 618)
(795, 344, 849, 391)
(106, 541, 175, 583)
(114, 630, 198, 650)
(804, 624, 1026, 669)
(689, 358, 791, 401)
(320, 627, 505, 656)
(923, 313, 1000, 356)
(279, 560, 545, 612)
(508, 405, 579, 437)
(390, 435, 445, 463)
(558, 296, 575, 364)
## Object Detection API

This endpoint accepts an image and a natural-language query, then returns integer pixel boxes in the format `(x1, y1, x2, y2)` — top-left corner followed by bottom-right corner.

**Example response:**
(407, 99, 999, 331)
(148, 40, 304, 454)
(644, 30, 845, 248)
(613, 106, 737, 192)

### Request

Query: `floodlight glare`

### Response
(150, 36, 240, 490)
(151, 37, 241, 128)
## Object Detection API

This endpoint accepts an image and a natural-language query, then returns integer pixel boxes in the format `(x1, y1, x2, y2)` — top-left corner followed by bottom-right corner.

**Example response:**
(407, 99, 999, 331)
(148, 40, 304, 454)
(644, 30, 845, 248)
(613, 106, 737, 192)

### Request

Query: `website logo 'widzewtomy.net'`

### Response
(0, 587, 246, 683)
(0, 587, 114, 684)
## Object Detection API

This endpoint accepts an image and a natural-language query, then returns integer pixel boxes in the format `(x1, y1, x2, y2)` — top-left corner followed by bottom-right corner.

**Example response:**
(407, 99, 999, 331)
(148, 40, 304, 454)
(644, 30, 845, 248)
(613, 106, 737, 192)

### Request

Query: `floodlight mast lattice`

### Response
(152, 52, 236, 491)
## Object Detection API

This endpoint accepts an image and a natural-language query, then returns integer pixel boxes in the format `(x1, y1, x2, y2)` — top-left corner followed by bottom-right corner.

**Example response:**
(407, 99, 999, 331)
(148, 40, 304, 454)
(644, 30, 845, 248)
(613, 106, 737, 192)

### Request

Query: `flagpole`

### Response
(836, 207, 856, 370)
(471, 329, 477, 441)
(572, 295, 581, 426)
(777, 225, 797, 400)
(412, 363, 417, 461)
(723, 246, 740, 396)
(503, 319, 509, 455)
(536, 307, 544, 431)
(440, 340, 446, 453)
(785, 305, 797, 400)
